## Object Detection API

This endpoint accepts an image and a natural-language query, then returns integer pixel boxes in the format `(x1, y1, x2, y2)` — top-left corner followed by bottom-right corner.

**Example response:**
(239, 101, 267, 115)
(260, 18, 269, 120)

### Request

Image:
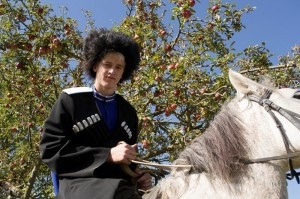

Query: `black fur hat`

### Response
(82, 28, 140, 83)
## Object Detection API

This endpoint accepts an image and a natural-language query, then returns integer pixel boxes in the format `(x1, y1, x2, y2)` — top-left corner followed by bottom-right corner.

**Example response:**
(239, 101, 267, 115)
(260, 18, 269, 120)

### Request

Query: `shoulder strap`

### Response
(63, 87, 92, 95)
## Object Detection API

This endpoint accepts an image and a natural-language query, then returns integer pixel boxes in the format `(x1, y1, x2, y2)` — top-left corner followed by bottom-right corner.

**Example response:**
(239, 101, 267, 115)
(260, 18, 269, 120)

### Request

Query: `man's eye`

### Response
(293, 91, 300, 99)
(103, 63, 111, 68)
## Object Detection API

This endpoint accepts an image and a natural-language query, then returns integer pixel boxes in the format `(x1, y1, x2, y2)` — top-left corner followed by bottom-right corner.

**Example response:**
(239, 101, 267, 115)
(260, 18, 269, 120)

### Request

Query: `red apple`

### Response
(64, 29, 72, 36)
(207, 22, 215, 31)
(150, 20, 157, 29)
(149, 2, 156, 9)
(34, 89, 42, 97)
(44, 78, 52, 85)
(7, 43, 18, 50)
(165, 107, 171, 116)
(23, 43, 33, 51)
(211, 5, 219, 13)
(173, 90, 180, 96)
(10, 127, 18, 133)
(200, 87, 207, 94)
(193, 113, 201, 121)
(63, 24, 70, 30)
(215, 92, 222, 99)
(170, 103, 177, 111)
(155, 105, 162, 112)
(16, 14, 26, 22)
(15, 62, 25, 70)
(61, 62, 69, 68)
(143, 117, 149, 122)
(155, 75, 162, 81)
(142, 140, 150, 149)
(159, 29, 167, 37)
(164, 44, 172, 52)
(182, 9, 192, 19)
(167, 63, 176, 70)
(38, 46, 49, 55)
(160, 64, 166, 71)
(37, 7, 44, 15)
(143, 12, 148, 19)
(177, 1, 183, 7)
(27, 122, 34, 128)
(189, 0, 195, 7)
(50, 38, 63, 51)
(28, 34, 36, 41)
(126, 0, 133, 5)
(153, 90, 161, 97)
(52, 38, 61, 45)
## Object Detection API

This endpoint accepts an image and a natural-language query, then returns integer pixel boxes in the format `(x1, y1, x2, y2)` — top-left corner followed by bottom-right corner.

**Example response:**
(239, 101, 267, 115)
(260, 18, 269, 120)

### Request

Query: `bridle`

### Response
(246, 89, 300, 184)
(123, 89, 300, 184)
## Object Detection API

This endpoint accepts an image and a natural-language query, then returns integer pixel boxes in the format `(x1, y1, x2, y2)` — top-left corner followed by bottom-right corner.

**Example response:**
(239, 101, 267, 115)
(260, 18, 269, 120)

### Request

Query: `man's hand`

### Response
(107, 141, 137, 165)
(134, 168, 153, 191)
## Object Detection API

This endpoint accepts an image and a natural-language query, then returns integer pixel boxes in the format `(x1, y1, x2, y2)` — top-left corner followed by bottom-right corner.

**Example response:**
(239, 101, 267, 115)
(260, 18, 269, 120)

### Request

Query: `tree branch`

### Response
(23, 160, 42, 199)
(240, 63, 300, 74)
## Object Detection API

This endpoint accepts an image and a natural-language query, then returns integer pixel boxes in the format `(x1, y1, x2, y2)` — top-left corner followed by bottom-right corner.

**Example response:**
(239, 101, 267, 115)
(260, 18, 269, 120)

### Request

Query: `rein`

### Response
(131, 158, 192, 170)
(248, 90, 300, 183)
(246, 152, 300, 163)
(121, 158, 192, 178)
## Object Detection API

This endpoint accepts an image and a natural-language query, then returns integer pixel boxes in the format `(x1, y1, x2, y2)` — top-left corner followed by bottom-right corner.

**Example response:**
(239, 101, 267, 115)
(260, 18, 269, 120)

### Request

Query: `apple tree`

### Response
(0, 0, 299, 198)
(0, 0, 83, 198)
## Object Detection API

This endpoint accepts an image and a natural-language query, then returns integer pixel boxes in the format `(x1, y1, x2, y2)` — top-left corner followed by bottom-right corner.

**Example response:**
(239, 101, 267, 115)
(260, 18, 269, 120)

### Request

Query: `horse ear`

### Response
(228, 69, 259, 94)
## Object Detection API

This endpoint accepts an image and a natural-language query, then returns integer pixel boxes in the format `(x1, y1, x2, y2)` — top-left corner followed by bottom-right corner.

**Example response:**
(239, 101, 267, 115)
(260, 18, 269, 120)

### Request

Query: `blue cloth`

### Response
(51, 171, 59, 196)
(95, 100, 117, 131)
(92, 86, 117, 132)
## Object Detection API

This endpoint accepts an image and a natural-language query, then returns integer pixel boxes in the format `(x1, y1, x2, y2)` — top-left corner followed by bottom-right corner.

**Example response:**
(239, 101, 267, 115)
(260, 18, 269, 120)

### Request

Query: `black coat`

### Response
(40, 87, 140, 199)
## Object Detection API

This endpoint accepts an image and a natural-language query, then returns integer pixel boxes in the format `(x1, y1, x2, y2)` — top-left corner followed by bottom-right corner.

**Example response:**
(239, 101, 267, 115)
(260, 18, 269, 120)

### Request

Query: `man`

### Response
(40, 28, 152, 199)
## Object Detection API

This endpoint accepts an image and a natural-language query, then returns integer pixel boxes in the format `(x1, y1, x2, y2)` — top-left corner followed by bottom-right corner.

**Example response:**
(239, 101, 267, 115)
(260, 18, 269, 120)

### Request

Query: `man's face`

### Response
(93, 52, 125, 95)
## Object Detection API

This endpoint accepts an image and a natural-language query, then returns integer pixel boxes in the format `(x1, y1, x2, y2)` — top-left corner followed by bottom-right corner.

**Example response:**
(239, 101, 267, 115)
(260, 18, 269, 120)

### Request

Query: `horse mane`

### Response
(145, 103, 251, 198)
(174, 102, 250, 184)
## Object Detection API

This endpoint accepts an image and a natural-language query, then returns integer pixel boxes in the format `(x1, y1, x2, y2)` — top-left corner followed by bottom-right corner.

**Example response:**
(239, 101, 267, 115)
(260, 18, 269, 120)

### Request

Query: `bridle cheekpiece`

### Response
(247, 89, 300, 184)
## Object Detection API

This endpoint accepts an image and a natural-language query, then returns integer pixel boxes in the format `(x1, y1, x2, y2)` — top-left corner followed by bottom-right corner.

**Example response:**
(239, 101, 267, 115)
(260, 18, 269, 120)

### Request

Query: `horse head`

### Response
(229, 69, 300, 170)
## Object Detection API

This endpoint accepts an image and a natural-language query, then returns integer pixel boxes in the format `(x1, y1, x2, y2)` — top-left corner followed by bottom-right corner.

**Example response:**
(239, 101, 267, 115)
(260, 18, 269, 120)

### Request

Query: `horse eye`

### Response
(293, 91, 300, 99)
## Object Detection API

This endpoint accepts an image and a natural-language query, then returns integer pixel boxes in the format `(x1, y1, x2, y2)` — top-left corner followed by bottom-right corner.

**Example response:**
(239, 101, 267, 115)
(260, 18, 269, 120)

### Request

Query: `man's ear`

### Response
(93, 65, 97, 72)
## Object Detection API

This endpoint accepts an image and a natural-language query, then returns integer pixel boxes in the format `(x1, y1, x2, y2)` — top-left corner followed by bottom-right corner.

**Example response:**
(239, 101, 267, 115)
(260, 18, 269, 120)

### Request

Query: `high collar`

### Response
(92, 86, 116, 102)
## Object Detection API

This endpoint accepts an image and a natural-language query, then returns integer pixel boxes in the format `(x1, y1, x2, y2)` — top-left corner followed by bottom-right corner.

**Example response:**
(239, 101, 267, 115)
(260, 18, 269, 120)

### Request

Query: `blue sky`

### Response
(232, 0, 300, 65)
(41, 0, 300, 65)
(40, 0, 300, 198)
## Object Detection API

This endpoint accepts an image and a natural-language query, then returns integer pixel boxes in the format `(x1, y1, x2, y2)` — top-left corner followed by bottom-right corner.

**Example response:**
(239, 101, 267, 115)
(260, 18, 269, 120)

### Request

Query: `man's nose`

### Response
(108, 68, 116, 75)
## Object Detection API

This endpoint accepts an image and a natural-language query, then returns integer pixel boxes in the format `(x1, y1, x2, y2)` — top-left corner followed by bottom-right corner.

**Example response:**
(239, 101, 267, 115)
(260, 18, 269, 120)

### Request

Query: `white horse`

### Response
(143, 70, 300, 199)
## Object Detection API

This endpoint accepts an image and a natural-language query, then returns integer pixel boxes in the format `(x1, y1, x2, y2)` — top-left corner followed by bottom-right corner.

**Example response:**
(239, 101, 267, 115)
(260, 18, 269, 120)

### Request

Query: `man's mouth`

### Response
(106, 76, 115, 80)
